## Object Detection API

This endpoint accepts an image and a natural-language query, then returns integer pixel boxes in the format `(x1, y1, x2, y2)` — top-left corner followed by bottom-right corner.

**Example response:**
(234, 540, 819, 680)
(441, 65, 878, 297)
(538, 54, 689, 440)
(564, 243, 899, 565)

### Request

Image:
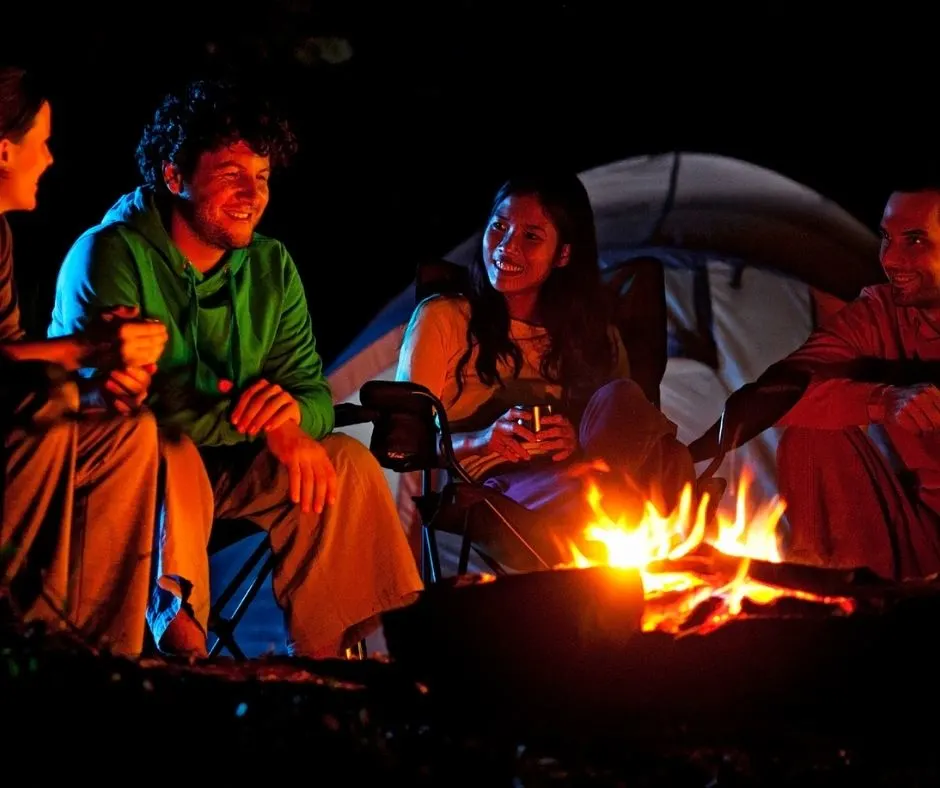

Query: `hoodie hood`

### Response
(99, 185, 249, 280)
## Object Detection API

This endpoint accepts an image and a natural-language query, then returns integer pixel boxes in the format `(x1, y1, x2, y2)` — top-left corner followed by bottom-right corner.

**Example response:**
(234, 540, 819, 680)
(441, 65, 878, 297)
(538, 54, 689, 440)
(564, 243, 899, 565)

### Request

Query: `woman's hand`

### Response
(81, 305, 168, 370)
(475, 406, 538, 463)
(533, 412, 579, 462)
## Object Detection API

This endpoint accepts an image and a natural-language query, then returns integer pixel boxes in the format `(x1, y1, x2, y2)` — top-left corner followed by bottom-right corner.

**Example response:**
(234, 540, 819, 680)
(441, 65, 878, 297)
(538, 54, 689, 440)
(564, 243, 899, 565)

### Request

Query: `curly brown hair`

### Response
(135, 79, 298, 187)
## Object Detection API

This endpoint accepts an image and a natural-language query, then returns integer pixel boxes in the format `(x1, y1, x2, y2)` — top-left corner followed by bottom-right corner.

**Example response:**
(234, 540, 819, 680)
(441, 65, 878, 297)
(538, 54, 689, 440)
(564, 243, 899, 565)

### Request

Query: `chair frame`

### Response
(206, 534, 276, 659)
(342, 381, 552, 585)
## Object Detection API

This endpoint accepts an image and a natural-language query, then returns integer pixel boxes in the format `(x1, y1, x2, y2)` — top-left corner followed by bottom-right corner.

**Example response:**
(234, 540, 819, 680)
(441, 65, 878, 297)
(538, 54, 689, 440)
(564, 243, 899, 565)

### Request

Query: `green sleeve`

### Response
(48, 229, 142, 339)
(262, 248, 334, 440)
(46, 229, 143, 410)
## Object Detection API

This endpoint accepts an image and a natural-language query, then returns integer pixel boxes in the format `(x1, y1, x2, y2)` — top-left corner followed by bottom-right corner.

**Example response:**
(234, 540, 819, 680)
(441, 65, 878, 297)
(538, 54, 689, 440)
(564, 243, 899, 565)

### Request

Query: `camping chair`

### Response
(334, 379, 549, 583)
(205, 404, 369, 661)
(340, 374, 728, 586)
(206, 522, 276, 659)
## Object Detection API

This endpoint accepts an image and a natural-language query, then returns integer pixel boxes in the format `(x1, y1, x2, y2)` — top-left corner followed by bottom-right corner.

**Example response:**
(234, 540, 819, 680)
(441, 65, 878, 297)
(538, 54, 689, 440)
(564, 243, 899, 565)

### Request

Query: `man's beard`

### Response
(180, 200, 254, 250)
(892, 283, 940, 308)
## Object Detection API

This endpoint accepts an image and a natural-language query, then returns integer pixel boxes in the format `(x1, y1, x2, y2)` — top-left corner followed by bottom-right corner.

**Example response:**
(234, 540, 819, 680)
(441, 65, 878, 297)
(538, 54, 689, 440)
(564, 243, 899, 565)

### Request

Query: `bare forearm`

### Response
(448, 430, 486, 461)
(0, 336, 86, 370)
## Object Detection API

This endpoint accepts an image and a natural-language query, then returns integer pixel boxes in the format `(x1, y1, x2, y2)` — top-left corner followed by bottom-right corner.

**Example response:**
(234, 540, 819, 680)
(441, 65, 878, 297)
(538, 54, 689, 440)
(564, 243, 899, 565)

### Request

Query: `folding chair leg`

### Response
(422, 525, 441, 584)
(473, 547, 508, 577)
(210, 538, 270, 621)
(457, 509, 472, 575)
(208, 547, 277, 659)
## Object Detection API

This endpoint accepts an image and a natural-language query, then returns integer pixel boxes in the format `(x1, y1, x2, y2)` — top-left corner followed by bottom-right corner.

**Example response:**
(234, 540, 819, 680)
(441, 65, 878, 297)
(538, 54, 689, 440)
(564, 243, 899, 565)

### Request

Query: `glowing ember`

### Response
(561, 468, 856, 634)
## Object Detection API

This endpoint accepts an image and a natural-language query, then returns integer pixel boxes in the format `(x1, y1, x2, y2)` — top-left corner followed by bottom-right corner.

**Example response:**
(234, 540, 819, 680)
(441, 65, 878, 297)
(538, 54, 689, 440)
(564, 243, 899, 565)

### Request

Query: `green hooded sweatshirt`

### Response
(48, 186, 335, 446)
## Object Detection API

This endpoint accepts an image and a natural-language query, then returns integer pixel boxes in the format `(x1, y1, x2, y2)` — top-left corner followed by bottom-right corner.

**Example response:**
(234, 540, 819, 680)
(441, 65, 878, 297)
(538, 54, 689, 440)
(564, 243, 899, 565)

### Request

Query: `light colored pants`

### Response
(2, 412, 161, 656)
(151, 432, 424, 658)
(777, 426, 940, 580)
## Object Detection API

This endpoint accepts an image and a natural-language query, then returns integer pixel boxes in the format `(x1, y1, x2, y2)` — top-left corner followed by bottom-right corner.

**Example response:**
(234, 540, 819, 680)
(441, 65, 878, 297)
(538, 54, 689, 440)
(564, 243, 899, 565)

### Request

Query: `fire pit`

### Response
(381, 471, 940, 742)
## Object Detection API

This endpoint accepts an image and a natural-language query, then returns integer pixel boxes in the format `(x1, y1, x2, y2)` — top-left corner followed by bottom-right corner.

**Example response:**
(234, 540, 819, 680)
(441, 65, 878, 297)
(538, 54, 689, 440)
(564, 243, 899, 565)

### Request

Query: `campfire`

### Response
(381, 463, 940, 749)
(560, 468, 857, 635)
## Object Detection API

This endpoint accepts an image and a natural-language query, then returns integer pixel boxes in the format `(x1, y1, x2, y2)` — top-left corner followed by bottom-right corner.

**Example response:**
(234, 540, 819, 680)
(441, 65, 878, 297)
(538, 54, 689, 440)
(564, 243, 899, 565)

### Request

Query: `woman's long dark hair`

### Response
(454, 171, 617, 406)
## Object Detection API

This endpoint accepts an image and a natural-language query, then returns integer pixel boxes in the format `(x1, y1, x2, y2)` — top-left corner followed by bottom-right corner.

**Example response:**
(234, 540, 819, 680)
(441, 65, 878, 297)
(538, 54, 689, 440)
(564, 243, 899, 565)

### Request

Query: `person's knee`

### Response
(123, 410, 160, 454)
(598, 378, 649, 403)
(589, 378, 668, 429)
(159, 426, 202, 465)
(778, 426, 849, 462)
(598, 377, 648, 407)
(776, 427, 870, 487)
(323, 432, 383, 484)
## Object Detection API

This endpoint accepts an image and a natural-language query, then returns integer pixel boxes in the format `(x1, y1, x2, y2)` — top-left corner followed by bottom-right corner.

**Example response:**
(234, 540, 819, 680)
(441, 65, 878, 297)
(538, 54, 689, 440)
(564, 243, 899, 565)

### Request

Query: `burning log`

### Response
(554, 470, 870, 635)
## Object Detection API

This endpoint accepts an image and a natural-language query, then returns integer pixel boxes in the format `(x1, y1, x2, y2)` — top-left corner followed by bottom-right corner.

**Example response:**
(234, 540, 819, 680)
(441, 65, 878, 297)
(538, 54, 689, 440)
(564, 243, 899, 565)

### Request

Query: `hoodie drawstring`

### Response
(185, 264, 240, 394)
(184, 269, 208, 393)
(227, 268, 241, 385)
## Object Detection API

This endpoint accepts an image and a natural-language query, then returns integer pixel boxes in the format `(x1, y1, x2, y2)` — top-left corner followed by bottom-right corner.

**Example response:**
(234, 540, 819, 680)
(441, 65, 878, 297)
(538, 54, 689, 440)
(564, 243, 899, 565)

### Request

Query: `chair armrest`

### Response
(333, 401, 378, 429)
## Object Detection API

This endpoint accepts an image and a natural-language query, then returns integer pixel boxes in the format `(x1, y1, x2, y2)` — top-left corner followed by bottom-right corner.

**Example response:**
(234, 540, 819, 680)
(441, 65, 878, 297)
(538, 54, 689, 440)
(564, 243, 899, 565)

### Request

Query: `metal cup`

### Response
(517, 403, 552, 434)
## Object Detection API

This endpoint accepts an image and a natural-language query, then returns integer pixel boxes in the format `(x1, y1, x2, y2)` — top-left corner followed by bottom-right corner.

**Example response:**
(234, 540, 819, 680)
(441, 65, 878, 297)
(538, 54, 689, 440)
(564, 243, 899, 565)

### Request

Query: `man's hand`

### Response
(231, 378, 302, 437)
(103, 365, 154, 414)
(882, 384, 940, 433)
(81, 305, 168, 370)
(265, 421, 337, 514)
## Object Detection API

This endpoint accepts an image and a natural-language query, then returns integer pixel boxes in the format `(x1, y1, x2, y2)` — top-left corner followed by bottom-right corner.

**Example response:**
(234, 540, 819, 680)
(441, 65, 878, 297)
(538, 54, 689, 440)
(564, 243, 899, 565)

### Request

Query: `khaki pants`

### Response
(151, 432, 423, 658)
(2, 412, 161, 656)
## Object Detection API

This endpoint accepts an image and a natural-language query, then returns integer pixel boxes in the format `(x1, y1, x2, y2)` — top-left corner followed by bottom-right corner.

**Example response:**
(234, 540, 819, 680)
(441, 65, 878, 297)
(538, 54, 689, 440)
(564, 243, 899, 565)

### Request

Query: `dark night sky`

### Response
(5, 5, 934, 366)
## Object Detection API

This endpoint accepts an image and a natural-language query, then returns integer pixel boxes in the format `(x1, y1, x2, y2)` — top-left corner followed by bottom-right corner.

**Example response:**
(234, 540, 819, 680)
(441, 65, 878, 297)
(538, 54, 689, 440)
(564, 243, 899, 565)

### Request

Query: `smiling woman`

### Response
(1, 65, 175, 658)
(0, 76, 53, 215)
(396, 170, 696, 571)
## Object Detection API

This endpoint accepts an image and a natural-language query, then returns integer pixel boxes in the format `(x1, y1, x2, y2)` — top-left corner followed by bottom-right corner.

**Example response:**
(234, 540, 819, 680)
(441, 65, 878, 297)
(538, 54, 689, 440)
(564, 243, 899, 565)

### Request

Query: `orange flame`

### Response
(562, 468, 855, 634)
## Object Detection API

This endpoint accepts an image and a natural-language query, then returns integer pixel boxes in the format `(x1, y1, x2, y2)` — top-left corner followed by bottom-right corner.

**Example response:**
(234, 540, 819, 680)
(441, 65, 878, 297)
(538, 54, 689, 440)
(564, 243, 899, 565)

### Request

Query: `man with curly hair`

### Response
(47, 79, 423, 659)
